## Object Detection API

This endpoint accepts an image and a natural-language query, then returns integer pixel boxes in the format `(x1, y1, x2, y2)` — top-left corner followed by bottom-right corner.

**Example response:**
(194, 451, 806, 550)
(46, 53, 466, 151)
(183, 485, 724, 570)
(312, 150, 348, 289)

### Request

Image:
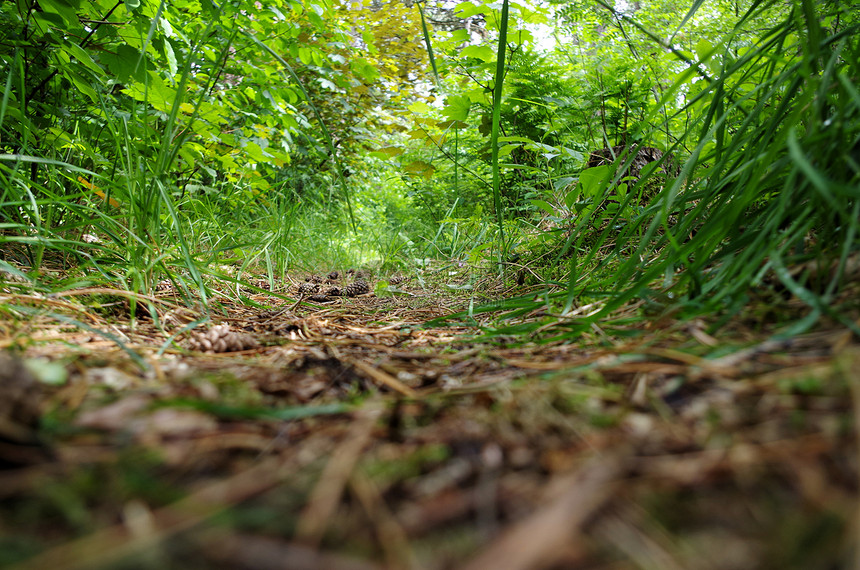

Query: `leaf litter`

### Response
(0, 268, 858, 569)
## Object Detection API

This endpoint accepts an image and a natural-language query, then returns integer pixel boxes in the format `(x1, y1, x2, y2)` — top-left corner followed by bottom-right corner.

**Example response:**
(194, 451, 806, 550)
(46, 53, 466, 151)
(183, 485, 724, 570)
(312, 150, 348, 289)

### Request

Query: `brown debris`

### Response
(0, 352, 42, 437)
(202, 534, 383, 570)
(11, 454, 300, 570)
(461, 455, 624, 570)
(0, 352, 48, 466)
(295, 405, 383, 546)
(1, 270, 858, 570)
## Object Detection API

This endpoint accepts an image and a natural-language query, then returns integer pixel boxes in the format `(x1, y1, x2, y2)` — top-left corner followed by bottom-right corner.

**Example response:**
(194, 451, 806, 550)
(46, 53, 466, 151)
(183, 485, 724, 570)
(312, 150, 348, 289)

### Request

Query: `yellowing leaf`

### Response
(435, 119, 469, 130)
(404, 160, 435, 179)
(79, 176, 121, 207)
(408, 101, 432, 114)
(370, 146, 405, 159)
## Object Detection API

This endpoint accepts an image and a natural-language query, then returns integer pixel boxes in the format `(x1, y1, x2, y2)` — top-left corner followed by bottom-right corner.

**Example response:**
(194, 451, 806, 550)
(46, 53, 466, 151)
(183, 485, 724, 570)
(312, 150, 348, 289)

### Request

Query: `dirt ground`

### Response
(1, 269, 858, 569)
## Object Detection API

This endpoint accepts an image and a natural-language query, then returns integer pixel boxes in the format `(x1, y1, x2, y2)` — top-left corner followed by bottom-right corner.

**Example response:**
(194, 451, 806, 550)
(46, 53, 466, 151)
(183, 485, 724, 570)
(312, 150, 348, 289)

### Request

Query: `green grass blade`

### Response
(417, 2, 439, 85)
(490, 0, 510, 268)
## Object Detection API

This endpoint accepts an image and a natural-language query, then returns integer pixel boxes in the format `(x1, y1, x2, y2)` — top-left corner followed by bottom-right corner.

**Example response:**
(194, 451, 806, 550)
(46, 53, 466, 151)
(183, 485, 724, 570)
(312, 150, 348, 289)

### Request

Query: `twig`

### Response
(295, 405, 383, 546)
(12, 455, 296, 570)
(459, 455, 625, 570)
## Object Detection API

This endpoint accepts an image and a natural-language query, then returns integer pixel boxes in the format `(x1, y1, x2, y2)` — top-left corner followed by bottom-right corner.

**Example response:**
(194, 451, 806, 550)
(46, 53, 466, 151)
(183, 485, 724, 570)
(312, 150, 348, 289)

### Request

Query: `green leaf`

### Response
(455, 1, 490, 18)
(65, 42, 106, 77)
(578, 165, 610, 197)
(695, 39, 717, 62)
(102, 44, 147, 82)
(351, 58, 381, 82)
(298, 46, 312, 65)
(163, 38, 178, 77)
(243, 141, 269, 163)
(66, 70, 100, 103)
(308, 11, 324, 28)
(530, 199, 555, 215)
(564, 185, 581, 209)
(122, 72, 178, 111)
(499, 143, 518, 158)
(461, 45, 495, 62)
(442, 95, 471, 121)
(38, 0, 80, 28)
(501, 136, 537, 143)
(159, 15, 174, 38)
(31, 12, 65, 36)
(449, 29, 469, 43)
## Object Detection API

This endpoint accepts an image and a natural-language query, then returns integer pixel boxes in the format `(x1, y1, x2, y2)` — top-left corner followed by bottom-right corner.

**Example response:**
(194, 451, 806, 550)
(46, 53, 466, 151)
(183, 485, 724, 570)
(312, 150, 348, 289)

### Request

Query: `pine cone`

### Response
(310, 274, 323, 283)
(389, 275, 408, 285)
(309, 294, 332, 303)
(298, 281, 319, 295)
(188, 324, 259, 353)
(327, 270, 339, 280)
(345, 279, 369, 297)
(325, 286, 342, 296)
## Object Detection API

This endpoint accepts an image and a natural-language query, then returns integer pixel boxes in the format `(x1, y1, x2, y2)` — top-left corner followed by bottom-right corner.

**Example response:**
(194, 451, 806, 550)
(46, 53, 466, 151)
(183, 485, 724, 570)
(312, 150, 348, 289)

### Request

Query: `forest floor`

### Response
(1, 263, 858, 570)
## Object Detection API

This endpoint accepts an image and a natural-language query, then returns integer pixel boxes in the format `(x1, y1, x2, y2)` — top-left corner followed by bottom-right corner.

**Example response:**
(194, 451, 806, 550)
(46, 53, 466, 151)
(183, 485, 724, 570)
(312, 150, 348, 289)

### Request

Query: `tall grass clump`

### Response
(614, 0, 860, 332)
(441, 0, 859, 338)
(1, 0, 379, 312)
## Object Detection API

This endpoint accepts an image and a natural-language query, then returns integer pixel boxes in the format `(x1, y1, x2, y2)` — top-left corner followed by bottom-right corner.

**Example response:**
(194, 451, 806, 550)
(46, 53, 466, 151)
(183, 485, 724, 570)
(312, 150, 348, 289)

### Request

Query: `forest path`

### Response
(1, 275, 857, 569)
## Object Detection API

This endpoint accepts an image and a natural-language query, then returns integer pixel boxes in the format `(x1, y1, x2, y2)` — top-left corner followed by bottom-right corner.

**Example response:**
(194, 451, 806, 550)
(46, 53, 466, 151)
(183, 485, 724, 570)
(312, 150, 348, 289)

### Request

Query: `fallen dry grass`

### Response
(1, 270, 858, 569)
